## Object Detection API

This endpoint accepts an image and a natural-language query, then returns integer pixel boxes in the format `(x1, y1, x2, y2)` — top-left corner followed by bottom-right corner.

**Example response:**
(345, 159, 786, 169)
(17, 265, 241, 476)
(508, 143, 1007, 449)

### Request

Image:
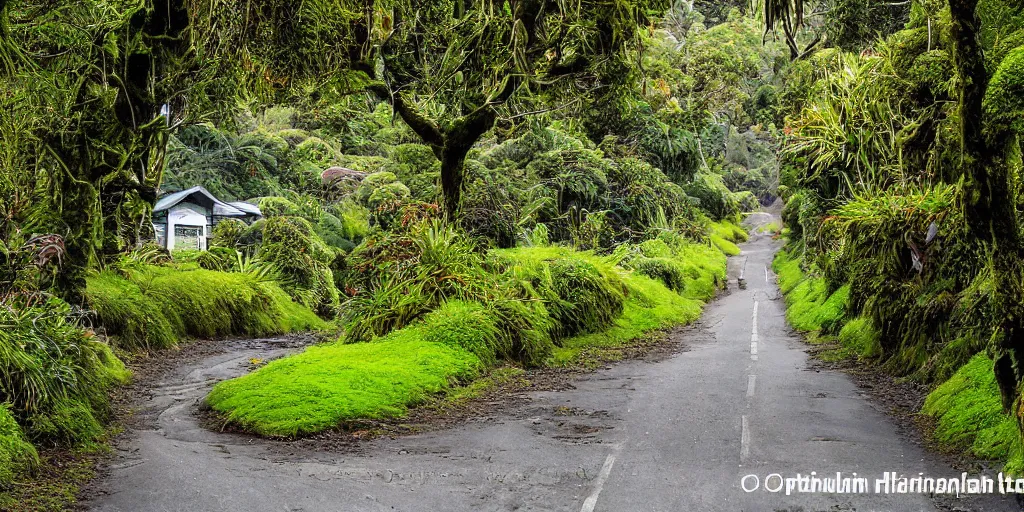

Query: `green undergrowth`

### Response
(837, 316, 882, 359)
(209, 235, 730, 436)
(86, 266, 327, 350)
(923, 354, 1024, 472)
(773, 250, 849, 333)
(549, 272, 705, 366)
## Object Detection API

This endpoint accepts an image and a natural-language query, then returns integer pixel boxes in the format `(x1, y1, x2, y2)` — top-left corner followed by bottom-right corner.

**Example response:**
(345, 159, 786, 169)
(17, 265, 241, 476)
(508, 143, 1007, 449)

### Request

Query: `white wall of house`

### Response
(166, 203, 210, 250)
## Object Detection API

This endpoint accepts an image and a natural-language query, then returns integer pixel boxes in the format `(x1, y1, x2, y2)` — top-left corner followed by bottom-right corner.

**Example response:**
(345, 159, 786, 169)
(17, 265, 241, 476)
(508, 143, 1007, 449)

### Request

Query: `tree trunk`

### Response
(440, 148, 468, 219)
(947, 0, 1024, 409)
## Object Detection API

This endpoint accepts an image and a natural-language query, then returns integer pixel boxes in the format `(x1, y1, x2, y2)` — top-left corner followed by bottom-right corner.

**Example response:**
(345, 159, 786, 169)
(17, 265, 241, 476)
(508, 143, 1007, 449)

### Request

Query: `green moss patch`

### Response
(206, 310, 484, 437)
(209, 237, 730, 436)
(923, 354, 1024, 469)
(710, 219, 750, 243)
(773, 250, 849, 333)
(0, 405, 38, 485)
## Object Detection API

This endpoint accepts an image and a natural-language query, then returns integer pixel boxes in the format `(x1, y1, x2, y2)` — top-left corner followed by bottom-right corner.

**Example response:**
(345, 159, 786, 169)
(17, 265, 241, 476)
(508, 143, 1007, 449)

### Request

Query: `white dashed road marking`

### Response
(580, 444, 623, 512)
(750, 301, 759, 360)
(746, 375, 756, 397)
(741, 415, 751, 461)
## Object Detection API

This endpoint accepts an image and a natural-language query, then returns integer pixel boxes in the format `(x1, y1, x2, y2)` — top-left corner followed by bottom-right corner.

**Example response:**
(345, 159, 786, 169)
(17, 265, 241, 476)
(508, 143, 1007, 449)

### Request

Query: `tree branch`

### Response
(368, 83, 444, 148)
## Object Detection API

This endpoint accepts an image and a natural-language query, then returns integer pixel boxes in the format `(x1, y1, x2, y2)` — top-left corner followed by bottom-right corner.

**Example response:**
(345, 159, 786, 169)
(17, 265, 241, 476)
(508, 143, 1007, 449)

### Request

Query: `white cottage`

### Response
(152, 186, 262, 251)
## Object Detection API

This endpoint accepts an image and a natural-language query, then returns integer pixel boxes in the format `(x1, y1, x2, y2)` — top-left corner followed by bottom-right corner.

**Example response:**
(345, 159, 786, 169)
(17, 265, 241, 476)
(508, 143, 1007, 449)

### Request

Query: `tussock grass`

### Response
(923, 354, 1024, 471)
(87, 267, 327, 350)
(550, 272, 704, 366)
(0, 300, 129, 447)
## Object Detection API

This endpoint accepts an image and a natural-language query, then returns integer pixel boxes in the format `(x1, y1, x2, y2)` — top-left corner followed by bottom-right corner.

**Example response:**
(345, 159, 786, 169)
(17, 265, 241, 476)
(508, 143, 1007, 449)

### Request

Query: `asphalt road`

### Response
(85, 222, 1022, 512)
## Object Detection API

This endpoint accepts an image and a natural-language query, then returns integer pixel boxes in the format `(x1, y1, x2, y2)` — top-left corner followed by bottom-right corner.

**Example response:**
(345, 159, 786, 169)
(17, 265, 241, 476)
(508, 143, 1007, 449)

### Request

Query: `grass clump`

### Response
(206, 306, 486, 437)
(87, 267, 326, 350)
(0, 405, 38, 486)
(837, 316, 881, 359)
(710, 235, 741, 256)
(487, 246, 626, 344)
(547, 257, 625, 339)
(923, 354, 1024, 469)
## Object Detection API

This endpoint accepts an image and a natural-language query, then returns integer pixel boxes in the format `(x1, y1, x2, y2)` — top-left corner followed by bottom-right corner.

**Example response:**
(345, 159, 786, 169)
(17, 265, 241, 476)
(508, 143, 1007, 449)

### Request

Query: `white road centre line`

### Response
(765, 265, 769, 283)
(750, 300, 759, 360)
(746, 375, 756, 397)
(741, 415, 751, 461)
(580, 444, 623, 512)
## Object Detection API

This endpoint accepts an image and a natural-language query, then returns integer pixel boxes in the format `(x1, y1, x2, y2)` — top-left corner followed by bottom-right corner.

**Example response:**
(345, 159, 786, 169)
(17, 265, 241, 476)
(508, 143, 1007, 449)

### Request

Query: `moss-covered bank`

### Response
(206, 236, 729, 437)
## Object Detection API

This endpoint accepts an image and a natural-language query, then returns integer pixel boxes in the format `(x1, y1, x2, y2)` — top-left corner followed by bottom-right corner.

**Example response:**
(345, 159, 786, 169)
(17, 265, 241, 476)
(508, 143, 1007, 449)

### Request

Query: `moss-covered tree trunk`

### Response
(947, 0, 1024, 410)
(54, 0, 186, 303)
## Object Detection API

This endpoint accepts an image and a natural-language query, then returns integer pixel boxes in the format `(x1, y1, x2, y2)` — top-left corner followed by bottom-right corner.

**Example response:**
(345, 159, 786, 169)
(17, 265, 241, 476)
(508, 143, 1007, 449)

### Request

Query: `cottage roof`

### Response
(154, 186, 259, 217)
(227, 201, 262, 216)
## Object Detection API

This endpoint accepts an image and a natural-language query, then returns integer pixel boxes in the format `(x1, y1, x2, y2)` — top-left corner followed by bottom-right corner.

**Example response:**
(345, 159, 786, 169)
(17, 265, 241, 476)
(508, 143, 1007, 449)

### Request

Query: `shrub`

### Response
(0, 298, 129, 446)
(487, 247, 626, 343)
(211, 219, 247, 249)
(342, 221, 493, 341)
(383, 143, 441, 202)
(195, 247, 237, 271)
(257, 216, 340, 317)
(730, 190, 760, 212)
(604, 158, 692, 236)
(628, 257, 689, 292)
(547, 257, 626, 340)
(367, 181, 412, 211)
(685, 172, 739, 220)
(526, 148, 610, 213)
(258, 196, 303, 218)
(354, 171, 400, 204)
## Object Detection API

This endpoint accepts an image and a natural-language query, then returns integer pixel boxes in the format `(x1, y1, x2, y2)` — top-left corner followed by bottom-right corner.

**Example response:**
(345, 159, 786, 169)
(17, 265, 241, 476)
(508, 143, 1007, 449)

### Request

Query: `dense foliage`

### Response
(773, 0, 1024, 471)
(24, 0, 1021, 497)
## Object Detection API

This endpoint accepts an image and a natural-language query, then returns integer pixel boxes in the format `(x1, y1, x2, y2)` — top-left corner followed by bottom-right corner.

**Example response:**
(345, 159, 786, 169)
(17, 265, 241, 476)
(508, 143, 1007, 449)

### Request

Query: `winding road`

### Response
(85, 220, 1021, 511)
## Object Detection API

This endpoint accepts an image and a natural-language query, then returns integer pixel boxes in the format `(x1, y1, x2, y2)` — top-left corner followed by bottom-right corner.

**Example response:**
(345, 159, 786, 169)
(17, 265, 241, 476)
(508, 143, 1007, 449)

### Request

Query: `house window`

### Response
(174, 225, 203, 251)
